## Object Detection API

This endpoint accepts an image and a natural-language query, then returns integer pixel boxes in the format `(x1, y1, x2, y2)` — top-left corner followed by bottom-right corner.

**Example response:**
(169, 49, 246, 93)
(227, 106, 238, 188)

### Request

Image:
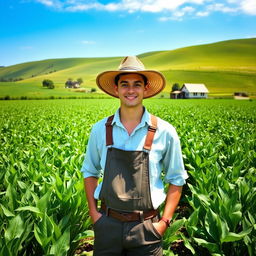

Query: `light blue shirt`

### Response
(81, 107, 188, 209)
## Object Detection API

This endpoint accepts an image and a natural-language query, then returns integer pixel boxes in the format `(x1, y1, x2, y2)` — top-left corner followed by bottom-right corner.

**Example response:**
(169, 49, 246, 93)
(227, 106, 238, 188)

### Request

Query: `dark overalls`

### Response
(93, 115, 163, 256)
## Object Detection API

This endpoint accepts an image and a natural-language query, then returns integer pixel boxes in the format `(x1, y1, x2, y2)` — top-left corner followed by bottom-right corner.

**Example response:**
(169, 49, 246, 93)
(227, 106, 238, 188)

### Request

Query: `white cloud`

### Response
(196, 11, 209, 16)
(81, 40, 96, 45)
(159, 5, 195, 21)
(158, 16, 171, 21)
(104, 3, 121, 11)
(36, 0, 55, 7)
(183, 6, 195, 13)
(33, 0, 205, 12)
(226, 0, 239, 3)
(246, 35, 256, 38)
(240, 0, 256, 15)
(65, 3, 101, 11)
(207, 3, 238, 13)
(32, 0, 256, 17)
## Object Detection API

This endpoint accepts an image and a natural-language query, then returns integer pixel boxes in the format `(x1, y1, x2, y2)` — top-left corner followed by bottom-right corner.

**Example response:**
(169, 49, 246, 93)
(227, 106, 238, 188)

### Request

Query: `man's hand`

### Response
(91, 210, 102, 224)
(152, 220, 168, 237)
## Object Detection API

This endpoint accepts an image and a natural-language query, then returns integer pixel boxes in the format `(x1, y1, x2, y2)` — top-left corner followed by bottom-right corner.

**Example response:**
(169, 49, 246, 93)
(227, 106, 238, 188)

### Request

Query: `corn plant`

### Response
(1, 99, 255, 255)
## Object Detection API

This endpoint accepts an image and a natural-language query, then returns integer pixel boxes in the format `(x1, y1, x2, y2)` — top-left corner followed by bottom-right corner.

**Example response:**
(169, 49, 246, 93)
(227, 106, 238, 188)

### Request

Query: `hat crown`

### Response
(118, 56, 145, 71)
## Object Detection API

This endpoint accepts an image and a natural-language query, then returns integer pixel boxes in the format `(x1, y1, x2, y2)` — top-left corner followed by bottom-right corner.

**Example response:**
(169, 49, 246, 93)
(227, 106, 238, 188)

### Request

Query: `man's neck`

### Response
(119, 105, 144, 135)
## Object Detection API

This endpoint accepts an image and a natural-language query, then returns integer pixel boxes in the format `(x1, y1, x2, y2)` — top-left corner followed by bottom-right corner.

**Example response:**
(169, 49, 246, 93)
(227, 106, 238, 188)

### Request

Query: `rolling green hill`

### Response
(0, 38, 255, 99)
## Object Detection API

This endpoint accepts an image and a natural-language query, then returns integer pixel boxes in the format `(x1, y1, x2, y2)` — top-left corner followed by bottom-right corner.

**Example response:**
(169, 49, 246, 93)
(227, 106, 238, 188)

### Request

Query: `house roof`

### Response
(182, 83, 209, 93)
(171, 90, 181, 94)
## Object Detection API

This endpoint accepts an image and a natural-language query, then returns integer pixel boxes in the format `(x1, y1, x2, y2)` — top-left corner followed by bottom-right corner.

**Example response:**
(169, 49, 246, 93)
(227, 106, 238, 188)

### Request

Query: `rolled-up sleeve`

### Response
(163, 127, 188, 186)
(81, 124, 102, 178)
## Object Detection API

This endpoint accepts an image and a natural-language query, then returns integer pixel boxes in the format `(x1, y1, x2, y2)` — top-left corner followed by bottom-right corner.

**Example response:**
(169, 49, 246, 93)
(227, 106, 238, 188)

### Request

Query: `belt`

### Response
(101, 203, 158, 222)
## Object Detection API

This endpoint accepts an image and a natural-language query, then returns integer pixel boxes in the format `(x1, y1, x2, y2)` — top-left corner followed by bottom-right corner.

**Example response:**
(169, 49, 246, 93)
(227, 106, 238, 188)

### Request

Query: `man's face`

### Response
(114, 73, 149, 108)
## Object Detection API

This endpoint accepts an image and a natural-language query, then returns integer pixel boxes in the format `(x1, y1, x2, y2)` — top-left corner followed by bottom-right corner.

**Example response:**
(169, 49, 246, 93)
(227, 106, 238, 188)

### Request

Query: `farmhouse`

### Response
(65, 81, 80, 89)
(171, 83, 209, 99)
(234, 92, 249, 100)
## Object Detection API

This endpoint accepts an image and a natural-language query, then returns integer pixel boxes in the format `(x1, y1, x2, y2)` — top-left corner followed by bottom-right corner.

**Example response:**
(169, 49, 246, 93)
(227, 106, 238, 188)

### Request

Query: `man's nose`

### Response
(127, 85, 135, 93)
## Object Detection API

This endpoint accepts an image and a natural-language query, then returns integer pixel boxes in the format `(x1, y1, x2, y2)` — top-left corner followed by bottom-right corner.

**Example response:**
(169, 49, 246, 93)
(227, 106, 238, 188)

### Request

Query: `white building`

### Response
(180, 83, 209, 99)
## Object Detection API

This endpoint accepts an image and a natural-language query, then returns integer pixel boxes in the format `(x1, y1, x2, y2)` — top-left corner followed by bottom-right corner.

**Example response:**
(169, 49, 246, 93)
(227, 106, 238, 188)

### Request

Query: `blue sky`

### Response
(0, 0, 256, 66)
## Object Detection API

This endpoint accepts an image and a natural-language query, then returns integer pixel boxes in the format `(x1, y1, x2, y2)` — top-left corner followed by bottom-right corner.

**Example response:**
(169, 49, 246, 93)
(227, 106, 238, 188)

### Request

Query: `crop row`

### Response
(0, 99, 255, 255)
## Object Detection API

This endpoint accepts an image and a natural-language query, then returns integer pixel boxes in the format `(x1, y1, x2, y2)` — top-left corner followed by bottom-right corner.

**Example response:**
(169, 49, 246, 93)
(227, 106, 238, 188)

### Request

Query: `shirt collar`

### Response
(112, 107, 151, 129)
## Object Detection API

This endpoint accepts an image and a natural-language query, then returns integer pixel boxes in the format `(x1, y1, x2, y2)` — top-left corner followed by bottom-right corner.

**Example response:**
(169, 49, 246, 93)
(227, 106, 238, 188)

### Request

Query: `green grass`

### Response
(0, 38, 255, 98)
(140, 38, 256, 71)
(163, 70, 256, 94)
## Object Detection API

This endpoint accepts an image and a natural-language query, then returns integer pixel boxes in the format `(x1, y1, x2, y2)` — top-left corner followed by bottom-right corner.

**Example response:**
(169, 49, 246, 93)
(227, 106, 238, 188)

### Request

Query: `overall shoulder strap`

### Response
(143, 115, 157, 151)
(105, 115, 114, 146)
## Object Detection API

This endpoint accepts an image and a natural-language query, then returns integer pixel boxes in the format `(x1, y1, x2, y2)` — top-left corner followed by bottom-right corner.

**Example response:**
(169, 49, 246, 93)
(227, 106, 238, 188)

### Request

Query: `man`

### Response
(81, 56, 188, 256)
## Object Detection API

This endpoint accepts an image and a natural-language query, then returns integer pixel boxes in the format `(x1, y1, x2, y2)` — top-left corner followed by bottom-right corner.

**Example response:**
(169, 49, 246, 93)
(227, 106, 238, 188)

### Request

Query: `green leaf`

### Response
(205, 209, 222, 242)
(163, 250, 175, 256)
(34, 224, 52, 248)
(50, 226, 70, 256)
(73, 230, 94, 243)
(37, 189, 52, 213)
(34, 213, 55, 249)
(229, 211, 242, 228)
(16, 206, 42, 215)
(168, 218, 186, 236)
(4, 215, 24, 241)
(222, 228, 253, 243)
(195, 154, 201, 167)
(34, 224, 43, 246)
(6, 184, 17, 211)
(0, 244, 11, 256)
(0, 204, 15, 217)
(248, 211, 255, 225)
(196, 194, 211, 207)
(186, 208, 199, 236)
(180, 233, 195, 254)
(193, 238, 219, 253)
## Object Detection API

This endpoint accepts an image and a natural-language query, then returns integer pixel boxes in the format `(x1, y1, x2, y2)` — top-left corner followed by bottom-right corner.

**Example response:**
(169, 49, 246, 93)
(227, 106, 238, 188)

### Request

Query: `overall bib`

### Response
(93, 115, 163, 256)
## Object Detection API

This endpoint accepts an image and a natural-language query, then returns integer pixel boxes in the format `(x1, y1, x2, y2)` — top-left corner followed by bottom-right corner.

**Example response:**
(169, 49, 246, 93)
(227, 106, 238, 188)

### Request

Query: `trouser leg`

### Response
(123, 216, 163, 256)
(93, 214, 124, 256)
(93, 214, 163, 256)
(125, 242, 163, 256)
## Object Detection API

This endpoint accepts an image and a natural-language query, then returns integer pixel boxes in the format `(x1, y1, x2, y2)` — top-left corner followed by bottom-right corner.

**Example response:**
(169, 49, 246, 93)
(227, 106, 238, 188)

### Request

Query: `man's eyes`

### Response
(119, 82, 143, 87)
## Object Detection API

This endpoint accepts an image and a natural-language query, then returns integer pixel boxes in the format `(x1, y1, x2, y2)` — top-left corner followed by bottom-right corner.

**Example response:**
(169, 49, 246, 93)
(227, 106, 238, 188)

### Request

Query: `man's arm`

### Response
(84, 177, 102, 224)
(153, 184, 183, 235)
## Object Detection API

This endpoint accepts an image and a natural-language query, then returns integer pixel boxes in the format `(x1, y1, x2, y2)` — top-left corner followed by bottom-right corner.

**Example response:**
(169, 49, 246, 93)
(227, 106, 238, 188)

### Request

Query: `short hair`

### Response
(114, 73, 148, 86)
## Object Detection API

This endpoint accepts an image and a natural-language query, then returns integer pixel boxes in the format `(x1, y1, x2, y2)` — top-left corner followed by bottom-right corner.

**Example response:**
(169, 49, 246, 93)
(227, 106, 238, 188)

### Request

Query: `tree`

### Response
(77, 78, 83, 85)
(172, 83, 180, 92)
(65, 78, 74, 88)
(42, 79, 54, 89)
(48, 83, 55, 89)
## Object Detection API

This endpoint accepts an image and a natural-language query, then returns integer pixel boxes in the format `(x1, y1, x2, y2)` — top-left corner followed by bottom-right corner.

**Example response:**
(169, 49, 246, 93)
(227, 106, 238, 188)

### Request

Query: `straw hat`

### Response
(96, 56, 166, 98)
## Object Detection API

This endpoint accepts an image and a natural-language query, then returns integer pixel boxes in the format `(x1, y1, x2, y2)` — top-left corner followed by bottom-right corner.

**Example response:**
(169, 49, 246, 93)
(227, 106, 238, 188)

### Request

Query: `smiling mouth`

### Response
(125, 95, 137, 100)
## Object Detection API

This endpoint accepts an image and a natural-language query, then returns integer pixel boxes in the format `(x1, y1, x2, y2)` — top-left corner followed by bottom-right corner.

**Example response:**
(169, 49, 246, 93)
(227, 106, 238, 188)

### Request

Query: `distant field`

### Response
(1, 69, 255, 99)
(0, 38, 255, 99)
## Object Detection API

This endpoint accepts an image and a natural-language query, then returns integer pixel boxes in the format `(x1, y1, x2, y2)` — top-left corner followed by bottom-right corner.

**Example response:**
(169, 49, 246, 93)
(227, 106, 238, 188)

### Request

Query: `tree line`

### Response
(42, 78, 84, 89)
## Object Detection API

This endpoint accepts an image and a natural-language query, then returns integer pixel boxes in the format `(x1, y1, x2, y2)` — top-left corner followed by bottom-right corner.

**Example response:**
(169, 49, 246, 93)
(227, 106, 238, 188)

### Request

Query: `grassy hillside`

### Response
(140, 38, 256, 71)
(0, 38, 255, 99)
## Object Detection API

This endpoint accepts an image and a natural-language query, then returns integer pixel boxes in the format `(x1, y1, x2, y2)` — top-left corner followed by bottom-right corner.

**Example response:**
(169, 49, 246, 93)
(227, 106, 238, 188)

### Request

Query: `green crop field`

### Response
(0, 99, 255, 256)
(0, 38, 256, 99)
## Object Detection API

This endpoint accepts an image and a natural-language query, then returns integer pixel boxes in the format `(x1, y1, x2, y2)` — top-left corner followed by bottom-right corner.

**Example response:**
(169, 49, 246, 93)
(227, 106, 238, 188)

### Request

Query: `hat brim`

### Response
(96, 70, 166, 98)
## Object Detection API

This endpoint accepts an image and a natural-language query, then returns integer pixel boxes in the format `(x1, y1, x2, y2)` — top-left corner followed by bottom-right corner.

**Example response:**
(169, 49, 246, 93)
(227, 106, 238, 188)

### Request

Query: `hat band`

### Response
(119, 66, 144, 71)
